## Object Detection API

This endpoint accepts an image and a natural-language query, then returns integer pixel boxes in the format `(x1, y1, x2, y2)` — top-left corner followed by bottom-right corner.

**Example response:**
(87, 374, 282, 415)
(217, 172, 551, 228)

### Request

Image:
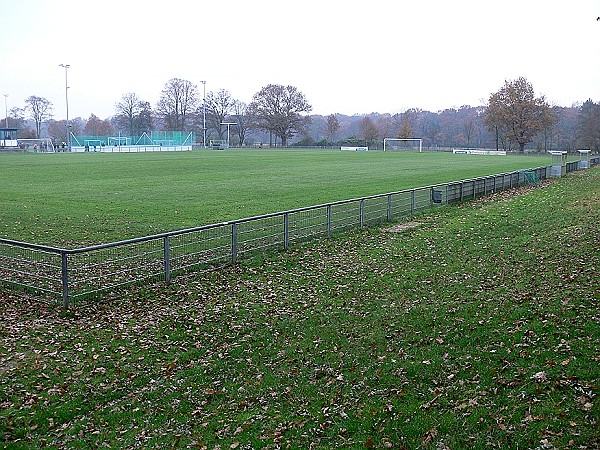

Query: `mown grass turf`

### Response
(1, 167, 597, 449)
(0, 149, 549, 246)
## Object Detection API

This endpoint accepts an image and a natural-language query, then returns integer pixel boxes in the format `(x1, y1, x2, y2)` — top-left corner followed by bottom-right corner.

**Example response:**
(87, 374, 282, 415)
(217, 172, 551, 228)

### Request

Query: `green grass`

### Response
(0, 149, 549, 246)
(1, 167, 598, 449)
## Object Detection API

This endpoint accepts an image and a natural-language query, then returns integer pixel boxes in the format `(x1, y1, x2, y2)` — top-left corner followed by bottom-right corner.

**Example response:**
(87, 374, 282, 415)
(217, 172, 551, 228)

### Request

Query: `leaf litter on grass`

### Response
(1, 168, 599, 449)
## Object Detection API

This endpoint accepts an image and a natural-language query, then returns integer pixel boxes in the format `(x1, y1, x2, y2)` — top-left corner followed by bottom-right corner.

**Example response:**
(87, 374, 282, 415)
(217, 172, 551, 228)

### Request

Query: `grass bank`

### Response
(0, 168, 598, 449)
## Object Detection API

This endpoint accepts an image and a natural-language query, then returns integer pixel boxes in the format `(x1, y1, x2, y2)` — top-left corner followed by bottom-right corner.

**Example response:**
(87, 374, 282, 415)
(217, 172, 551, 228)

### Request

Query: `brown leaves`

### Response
(1, 170, 599, 448)
(422, 427, 438, 446)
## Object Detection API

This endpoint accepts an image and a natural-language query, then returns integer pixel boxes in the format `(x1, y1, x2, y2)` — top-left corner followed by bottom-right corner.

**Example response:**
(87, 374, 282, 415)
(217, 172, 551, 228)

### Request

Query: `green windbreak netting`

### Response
(71, 131, 195, 147)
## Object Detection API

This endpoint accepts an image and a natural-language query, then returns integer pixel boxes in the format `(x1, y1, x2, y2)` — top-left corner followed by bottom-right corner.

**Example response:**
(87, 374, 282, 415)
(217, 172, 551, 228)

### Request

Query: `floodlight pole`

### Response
(59, 64, 70, 151)
(220, 122, 236, 148)
(201, 80, 206, 148)
(3, 94, 8, 128)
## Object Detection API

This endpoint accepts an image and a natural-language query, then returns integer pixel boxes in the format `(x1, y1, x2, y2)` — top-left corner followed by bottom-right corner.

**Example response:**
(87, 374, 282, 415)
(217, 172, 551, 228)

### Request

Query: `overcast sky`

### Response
(1, 0, 598, 121)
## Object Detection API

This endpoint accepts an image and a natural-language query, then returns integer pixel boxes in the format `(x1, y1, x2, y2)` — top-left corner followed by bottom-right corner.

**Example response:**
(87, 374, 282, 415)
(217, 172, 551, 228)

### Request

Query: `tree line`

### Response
(3, 77, 599, 152)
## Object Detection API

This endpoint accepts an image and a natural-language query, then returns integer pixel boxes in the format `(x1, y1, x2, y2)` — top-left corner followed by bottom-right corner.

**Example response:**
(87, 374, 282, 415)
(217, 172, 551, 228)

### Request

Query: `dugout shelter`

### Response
(0, 128, 19, 148)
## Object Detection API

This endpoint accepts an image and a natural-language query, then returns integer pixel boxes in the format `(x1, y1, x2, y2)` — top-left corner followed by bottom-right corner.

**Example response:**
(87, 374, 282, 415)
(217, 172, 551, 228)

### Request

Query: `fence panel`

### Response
(363, 195, 391, 227)
(462, 180, 475, 201)
(288, 206, 329, 243)
(0, 242, 62, 296)
(484, 177, 495, 194)
(330, 200, 361, 234)
(235, 215, 285, 259)
(169, 225, 232, 274)
(411, 187, 431, 212)
(389, 191, 414, 217)
(566, 161, 579, 173)
(535, 167, 547, 181)
(68, 239, 165, 300)
(474, 178, 487, 197)
(447, 182, 462, 204)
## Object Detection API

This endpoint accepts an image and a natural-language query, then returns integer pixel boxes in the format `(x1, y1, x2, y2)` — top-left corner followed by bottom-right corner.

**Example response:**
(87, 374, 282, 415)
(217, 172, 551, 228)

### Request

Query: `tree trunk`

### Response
(495, 127, 499, 151)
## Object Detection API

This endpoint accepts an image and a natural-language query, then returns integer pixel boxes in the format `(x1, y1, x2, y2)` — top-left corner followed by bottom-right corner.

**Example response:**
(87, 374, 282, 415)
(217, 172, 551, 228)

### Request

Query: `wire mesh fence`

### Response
(0, 240, 64, 297)
(0, 159, 597, 306)
(169, 225, 232, 274)
(68, 239, 166, 299)
(288, 207, 329, 244)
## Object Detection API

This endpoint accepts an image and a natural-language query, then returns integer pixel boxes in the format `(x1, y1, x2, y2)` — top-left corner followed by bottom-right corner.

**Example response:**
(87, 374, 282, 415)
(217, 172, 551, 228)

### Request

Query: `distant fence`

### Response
(1, 157, 598, 307)
(70, 145, 192, 153)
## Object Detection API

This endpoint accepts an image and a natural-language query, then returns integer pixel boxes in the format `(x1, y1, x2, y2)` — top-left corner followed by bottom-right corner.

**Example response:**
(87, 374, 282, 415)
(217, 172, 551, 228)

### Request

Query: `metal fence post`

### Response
(163, 236, 171, 284)
(61, 252, 69, 308)
(411, 190, 415, 215)
(231, 223, 238, 263)
(327, 205, 332, 238)
(460, 182, 464, 202)
(360, 199, 365, 227)
(387, 194, 392, 221)
(284, 213, 289, 251)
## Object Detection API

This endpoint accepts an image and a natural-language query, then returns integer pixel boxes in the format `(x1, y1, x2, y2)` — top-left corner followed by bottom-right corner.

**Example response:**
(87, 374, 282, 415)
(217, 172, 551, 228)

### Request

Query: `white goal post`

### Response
(383, 138, 423, 152)
(17, 138, 55, 152)
(107, 136, 131, 146)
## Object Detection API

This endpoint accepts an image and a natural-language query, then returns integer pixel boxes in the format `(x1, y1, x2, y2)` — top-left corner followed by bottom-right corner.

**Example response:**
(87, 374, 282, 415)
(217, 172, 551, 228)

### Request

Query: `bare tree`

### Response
(577, 99, 600, 151)
(463, 119, 476, 147)
(325, 114, 340, 143)
(83, 114, 113, 136)
(24, 96, 53, 138)
(396, 117, 413, 139)
(394, 110, 420, 139)
(48, 120, 67, 144)
(156, 78, 199, 131)
(7, 106, 26, 130)
(358, 116, 379, 146)
(232, 100, 250, 146)
(115, 93, 153, 136)
(206, 89, 235, 140)
(248, 84, 312, 146)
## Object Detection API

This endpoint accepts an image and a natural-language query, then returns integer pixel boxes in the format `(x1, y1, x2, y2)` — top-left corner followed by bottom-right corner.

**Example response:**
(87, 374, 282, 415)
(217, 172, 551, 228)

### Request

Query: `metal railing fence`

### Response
(1, 158, 598, 306)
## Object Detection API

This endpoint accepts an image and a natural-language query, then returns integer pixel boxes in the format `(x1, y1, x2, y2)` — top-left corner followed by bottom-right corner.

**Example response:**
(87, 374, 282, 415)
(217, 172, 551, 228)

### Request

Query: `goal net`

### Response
(153, 139, 175, 146)
(84, 139, 105, 150)
(107, 136, 131, 146)
(383, 138, 422, 152)
(17, 138, 55, 152)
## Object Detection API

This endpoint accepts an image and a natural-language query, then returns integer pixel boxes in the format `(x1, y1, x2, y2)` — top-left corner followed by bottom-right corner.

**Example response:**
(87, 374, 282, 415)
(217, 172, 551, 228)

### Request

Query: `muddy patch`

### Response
(384, 222, 422, 233)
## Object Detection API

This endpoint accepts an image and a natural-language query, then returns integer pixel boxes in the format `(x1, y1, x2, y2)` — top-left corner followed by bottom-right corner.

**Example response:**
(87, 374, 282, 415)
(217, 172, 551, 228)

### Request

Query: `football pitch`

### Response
(0, 149, 549, 246)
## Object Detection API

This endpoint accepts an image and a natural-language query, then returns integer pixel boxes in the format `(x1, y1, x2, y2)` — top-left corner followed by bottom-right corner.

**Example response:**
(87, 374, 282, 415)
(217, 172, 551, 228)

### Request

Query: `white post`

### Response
(220, 122, 236, 148)
(59, 64, 70, 151)
(201, 80, 206, 148)
(3, 94, 7, 128)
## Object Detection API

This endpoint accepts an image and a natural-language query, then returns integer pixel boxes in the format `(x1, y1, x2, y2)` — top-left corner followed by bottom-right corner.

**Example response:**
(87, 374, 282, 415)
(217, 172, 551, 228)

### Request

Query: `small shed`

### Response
(0, 128, 19, 148)
(548, 151, 567, 177)
(578, 150, 591, 170)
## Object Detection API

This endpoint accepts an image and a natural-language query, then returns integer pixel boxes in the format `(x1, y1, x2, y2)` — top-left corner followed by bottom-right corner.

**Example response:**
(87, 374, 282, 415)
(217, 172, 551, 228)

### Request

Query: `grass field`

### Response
(0, 149, 550, 246)
(0, 167, 598, 449)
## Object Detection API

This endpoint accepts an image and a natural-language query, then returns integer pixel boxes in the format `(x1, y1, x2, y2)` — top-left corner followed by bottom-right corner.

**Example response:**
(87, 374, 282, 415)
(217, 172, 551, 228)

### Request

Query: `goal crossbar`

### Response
(383, 138, 422, 152)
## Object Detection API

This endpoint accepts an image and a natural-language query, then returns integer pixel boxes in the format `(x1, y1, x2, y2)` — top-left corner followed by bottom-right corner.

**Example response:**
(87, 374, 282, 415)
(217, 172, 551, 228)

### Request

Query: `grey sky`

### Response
(1, 0, 598, 121)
